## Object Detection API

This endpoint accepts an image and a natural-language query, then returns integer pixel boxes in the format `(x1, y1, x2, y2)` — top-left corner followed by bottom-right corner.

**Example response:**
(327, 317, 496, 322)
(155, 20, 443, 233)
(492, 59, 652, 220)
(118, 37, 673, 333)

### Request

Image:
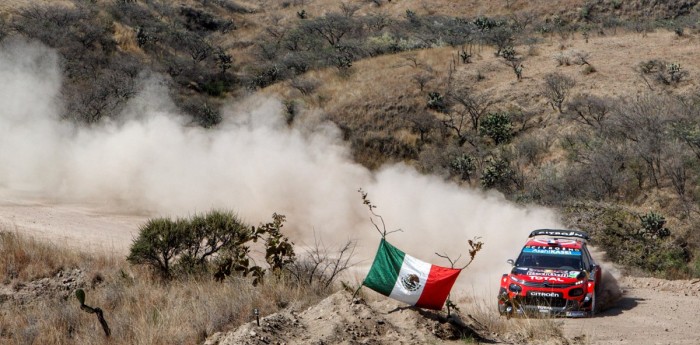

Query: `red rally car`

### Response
(498, 229, 602, 318)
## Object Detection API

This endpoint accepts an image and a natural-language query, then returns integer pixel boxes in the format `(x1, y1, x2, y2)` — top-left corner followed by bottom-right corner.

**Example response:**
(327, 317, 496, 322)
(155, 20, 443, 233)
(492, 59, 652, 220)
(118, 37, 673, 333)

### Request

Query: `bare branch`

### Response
(434, 237, 483, 270)
(359, 189, 402, 238)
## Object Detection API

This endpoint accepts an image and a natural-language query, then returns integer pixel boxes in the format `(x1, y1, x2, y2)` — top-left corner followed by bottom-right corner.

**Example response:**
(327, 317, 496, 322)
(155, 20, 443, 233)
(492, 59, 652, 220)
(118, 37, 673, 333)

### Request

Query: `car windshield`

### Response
(515, 252, 583, 270)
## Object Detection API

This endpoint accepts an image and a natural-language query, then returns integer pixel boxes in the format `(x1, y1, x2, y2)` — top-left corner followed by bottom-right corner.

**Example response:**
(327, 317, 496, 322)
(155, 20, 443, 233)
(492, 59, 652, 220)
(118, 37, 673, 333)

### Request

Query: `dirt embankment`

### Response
(204, 275, 700, 345)
(203, 290, 491, 345)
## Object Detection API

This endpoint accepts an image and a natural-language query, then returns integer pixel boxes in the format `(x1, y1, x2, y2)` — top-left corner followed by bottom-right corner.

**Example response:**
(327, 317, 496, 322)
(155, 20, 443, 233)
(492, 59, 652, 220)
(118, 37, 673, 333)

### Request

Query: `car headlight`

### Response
(509, 283, 522, 293)
(569, 288, 584, 297)
(511, 276, 524, 284)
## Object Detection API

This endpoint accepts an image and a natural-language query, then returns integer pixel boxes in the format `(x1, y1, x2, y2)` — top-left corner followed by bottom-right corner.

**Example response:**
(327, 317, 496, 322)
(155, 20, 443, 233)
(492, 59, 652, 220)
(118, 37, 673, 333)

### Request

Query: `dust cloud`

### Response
(588, 247, 624, 310)
(0, 40, 562, 294)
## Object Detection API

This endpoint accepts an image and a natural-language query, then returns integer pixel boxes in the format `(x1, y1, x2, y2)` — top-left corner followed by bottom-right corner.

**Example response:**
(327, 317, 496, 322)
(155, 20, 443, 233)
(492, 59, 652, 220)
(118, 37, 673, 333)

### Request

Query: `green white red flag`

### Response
(362, 239, 461, 310)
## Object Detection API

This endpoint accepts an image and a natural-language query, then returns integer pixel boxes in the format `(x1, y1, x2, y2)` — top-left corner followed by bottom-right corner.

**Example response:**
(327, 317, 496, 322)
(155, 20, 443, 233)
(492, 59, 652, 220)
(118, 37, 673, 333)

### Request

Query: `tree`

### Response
(339, 2, 360, 17)
(484, 25, 514, 57)
(500, 45, 524, 81)
(447, 87, 493, 131)
(127, 218, 186, 278)
(541, 72, 576, 113)
(405, 111, 438, 143)
(611, 95, 675, 188)
(411, 71, 434, 92)
(182, 210, 252, 267)
(565, 93, 613, 132)
(303, 13, 356, 47)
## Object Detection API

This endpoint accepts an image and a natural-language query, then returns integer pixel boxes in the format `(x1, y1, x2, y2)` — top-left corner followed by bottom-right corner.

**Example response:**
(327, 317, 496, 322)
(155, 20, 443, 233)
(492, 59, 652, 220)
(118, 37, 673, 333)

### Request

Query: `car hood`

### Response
(511, 266, 583, 284)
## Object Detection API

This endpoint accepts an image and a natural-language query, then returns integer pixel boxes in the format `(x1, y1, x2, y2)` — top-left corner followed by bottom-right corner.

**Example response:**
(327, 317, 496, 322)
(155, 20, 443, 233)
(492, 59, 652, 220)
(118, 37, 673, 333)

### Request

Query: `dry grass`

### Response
(112, 22, 141, 54)
(0, 230, 334, 345)
(461, 295, 569, 345)
(0, 231, 88, 283)
(241, 0, 588, 23)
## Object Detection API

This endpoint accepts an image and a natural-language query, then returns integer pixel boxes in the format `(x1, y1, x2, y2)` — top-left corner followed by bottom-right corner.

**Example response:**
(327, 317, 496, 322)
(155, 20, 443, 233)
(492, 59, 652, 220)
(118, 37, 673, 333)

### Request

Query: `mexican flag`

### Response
(362, 239, 461, 310)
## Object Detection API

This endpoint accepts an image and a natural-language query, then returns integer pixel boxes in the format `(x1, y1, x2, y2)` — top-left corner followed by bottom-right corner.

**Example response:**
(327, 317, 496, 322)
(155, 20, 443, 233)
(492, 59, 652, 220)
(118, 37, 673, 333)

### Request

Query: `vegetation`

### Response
(3, 2, 700, 344)
(0, 221, 349, 344)
(127, 210, 259, 280)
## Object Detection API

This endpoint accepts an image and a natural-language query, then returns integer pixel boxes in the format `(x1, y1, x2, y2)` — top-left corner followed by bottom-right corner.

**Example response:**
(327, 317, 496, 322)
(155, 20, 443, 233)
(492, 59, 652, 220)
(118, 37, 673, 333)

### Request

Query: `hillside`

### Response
(2, 1, 700, 345)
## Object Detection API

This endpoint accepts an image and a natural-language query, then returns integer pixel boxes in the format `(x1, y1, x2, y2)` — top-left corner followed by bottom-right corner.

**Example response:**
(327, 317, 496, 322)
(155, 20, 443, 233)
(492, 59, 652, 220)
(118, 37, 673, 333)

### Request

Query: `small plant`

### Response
(639, 211, 671, 239)
(582, 64, 596, 75)
(75, 289, 111, 337)
(459, 48, 471, 64)
(674, 26, 684, 37)
(450, 154, 476, 182)
(427, 92, 447, 113)
(405, 10, 418, 24)
(480, 155, 514, 190)
(501, 46, 516, 62)
(259, 213, 296, 272)
(554, 52, 571, 66)
(435, 237, 484, 316)
(637, 59, 687, 87)
(667, 63, 687, 84)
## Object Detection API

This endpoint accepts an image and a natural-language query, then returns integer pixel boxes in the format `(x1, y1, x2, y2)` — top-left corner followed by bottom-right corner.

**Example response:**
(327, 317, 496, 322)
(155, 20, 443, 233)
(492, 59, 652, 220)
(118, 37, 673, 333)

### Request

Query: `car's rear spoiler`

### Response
(528, 229, 590, 241)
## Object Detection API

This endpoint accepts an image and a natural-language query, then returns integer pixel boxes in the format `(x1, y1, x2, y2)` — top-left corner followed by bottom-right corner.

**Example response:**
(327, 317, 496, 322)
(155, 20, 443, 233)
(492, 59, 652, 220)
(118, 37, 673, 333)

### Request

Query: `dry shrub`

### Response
(0, 232, 334, 345)
(462, 296, 568, 345)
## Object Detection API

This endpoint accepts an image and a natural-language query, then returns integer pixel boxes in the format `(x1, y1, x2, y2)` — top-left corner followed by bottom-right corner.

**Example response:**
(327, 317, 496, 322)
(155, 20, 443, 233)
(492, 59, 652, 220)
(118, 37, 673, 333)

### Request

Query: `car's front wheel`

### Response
(589, 288, 599, 317)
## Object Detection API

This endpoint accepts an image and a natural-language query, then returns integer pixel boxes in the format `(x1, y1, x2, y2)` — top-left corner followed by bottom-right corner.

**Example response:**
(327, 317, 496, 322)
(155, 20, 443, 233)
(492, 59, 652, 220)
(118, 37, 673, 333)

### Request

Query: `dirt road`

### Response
(561, 276, 700, 345)
(0, 192, 147, 254)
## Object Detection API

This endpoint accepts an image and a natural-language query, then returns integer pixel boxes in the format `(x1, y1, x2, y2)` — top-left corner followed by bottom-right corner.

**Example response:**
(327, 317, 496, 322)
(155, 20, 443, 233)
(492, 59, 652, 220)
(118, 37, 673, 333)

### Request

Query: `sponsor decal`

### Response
(522, 246, 581, 256)
(531, 239, 577, 246)
(528, 291, 562, 298)
(529, 276, 565, 282)
(530, 230, 589, 239)
(527, 269, 568, 277)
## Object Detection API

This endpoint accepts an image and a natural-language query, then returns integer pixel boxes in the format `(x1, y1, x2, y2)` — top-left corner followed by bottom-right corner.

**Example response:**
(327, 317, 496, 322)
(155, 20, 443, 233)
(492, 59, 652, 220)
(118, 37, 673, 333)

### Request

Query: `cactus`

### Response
(75, 289, 111, 337)
(639, 211, 671, 239)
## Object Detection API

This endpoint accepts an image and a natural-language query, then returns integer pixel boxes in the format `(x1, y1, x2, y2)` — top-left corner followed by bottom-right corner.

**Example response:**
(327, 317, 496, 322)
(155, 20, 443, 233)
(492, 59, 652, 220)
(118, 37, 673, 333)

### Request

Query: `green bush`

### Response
(480, 112, 513, 144)
(450, 154, 476, 182)
(480, 155, 514, 190)
(639, 211, 671, 239)
(127, 217, 187, 278)
(128, 210, 294, 281)
(427, 92, 447, 113)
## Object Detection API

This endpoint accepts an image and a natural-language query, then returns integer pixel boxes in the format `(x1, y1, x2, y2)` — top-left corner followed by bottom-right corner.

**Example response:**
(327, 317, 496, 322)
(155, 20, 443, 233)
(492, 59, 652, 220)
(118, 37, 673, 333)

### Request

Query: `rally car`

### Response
(498, 229, 601, 318)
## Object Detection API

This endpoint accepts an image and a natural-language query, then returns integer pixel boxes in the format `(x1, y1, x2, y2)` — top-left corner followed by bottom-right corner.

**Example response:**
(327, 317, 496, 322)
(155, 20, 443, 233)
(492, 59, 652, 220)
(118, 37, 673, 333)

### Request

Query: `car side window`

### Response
(581, 245, 592, 270)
